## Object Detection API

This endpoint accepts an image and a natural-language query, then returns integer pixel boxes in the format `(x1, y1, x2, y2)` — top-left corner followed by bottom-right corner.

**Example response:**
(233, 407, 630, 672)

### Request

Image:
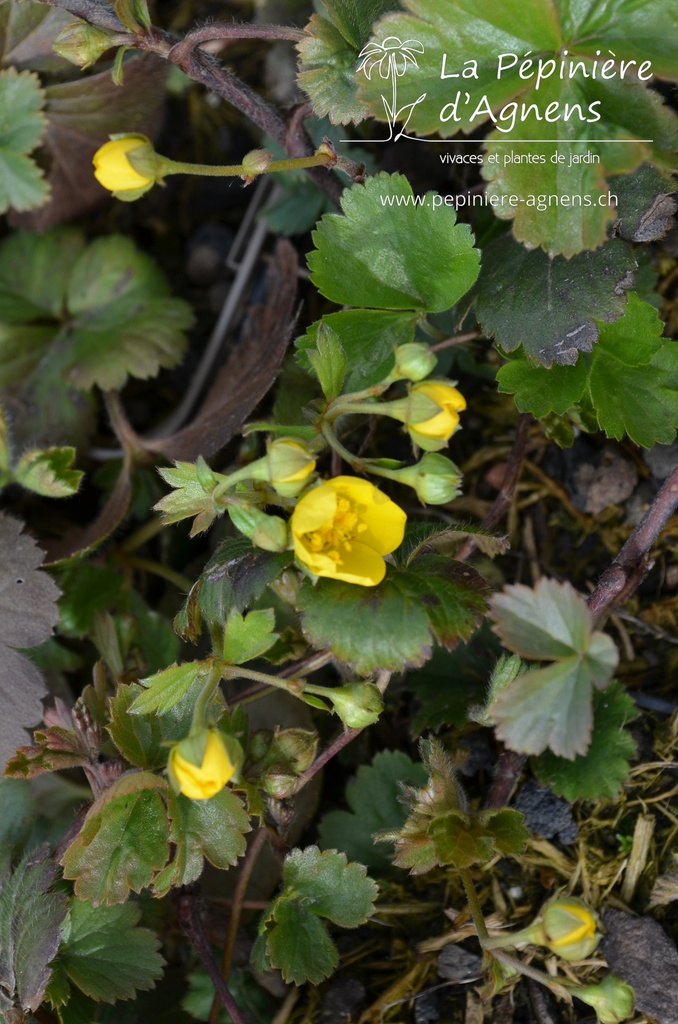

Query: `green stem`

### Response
(460, 868, 490, 944)
(116, 554, 192, 592)
(190, 660, 224, 735)
(160, 152, 334, 180)
(492, 950, 571, 1001)
(320, 422, 366, 472)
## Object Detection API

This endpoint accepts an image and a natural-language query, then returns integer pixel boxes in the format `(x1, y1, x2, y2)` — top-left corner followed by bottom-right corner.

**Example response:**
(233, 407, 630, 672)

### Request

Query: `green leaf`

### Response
(497, 350, 589, 418)
(176, 538, 293, 641)
(60, 772, 170, 905)
(297, 309, 416, 391)
(155, 461, 225, 537)
(611, 163, 678, 242)
(324, 0, 404, 48)
(130, 660, 211, 716)
(298, 558, 486, 675)
(107, 684, 167, 770)
(0, 778, 34, 852)
(153, 786, 250, 895)
(114, 0, 151, 32)
(534, 682, 637, 800)
(475, 234, 636, 367)
(0, 67, 49, 213)
(0, 846, 67, 1014)
(223, 609, 279, 665)
(428, 811, 498, 868)
(488, 578, 619, 758)
(308, 173, 480, 312)
(59, 897, 164, 1003)
(587, 294, 678, 447)
(359, 1, 678, 255)
(410, 627, 499, 735)
(265, 900, 338, 985)
(307, 321, 346, 399)
(57, 564, 124, 638)
(283, 846, 379, 927)
(14, 445, 83, 497)
(318, 750, 428, 869)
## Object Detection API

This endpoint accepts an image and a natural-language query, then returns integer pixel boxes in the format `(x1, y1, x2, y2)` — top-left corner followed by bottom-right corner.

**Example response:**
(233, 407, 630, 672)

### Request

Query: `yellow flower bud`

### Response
(92, 134, 157, 197)
(541, 897, 601, 960)
(266, 438, 316, 497)
(407, 381, 467, 451)
(168, 729, 235, 800)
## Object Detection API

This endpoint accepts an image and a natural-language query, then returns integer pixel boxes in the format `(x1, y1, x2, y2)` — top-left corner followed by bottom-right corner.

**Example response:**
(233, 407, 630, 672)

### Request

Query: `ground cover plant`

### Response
(1, 1, 678, 1023)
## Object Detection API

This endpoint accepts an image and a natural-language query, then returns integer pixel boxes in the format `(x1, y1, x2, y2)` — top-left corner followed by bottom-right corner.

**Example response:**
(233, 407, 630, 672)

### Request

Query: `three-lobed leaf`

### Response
(223, 608, 279, 665)
(0, 67, 49, 213)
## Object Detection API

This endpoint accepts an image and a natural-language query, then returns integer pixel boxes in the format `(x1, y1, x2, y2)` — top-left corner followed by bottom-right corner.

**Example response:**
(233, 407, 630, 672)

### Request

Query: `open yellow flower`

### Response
(407, 381, 467, 450)
(93, 134, 156, 194)
(291, 476, 406, 586)
(168, 729, 234, 800)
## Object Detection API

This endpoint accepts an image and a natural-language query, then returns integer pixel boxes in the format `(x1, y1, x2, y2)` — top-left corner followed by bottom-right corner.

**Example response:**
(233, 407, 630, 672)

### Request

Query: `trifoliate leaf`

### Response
(0, 846, 67, 1015)
(427, 808, 527, 869)
(14, 445, 83, 497)
(298, 558, 487, 676)
(488, 579, 619, 758)
(155, 461, 226, 537)
(359, 0, 678, 255)
(59, 897, 164, 1003)
(474, 234, 636, 367)
(0, 68, 49, 213)
(223, 608, 279, 665)
(60, 772, 170, 905)
(308, 173, 480, 312)
(318, 750, 428, 869)
(534, 682, 637, 800)
(0, 229, 193, 418)
(0, 513, 60, 769)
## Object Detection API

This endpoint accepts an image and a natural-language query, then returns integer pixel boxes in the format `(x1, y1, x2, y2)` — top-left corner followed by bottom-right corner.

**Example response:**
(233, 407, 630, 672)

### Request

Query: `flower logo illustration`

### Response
(357, 36, 427, 141)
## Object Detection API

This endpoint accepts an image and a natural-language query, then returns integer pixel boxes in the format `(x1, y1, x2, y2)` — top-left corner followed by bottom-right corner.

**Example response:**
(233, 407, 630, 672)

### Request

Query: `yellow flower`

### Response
(267, 438, 316, 497)
(542, 897, 601, 960)
(291, 476, 406, 586)
(93, 134, 155, 193)
(407, 381, 466, 450)
(168, 729, 234, 800)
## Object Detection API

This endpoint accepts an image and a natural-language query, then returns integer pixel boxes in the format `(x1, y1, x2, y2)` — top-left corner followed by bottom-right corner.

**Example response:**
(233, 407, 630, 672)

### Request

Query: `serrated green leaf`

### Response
(534, 682, 637, 800)
(497, 350, 589, 418)
(283, 846, 379, 927)
(153, 785, 250, 896)
(298, 14, 370, 125)
(14, 445, 83, 497)
(307, 321, 347, 399)
(318, 750, 428, 869)
(475, 234, 636, 368)
(0, 846, 67, 1013)
(107, 684, 167, 769)
(308, 173, 480, 312)
(155, 461, 224, 536)
(0, 67, 49, 214)
(223, 609, 279, 665)
(298, 559, 486, 675)
(575, 0, 678, 78)
(410, 627, 499, 735)
(60, 772, 170, 905)
(587, 294, 678, 447)
(428, 810, 497, 868)
(297, 309, 416, 392)
(131, 660, 211, 716)
(59, 897, 164, 1003)
(490, 578, 598, 659)
(266, 901, 338, 985)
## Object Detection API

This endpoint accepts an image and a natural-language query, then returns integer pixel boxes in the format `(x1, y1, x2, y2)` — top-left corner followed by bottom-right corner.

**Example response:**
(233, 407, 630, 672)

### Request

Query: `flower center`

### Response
(303, 496, 368, 566)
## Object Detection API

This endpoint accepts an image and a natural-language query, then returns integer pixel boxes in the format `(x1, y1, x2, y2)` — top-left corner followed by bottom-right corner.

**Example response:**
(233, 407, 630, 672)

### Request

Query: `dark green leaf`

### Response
(107, 684, 167, 770)
(60, 772, 170, 905)
(318, 750, 427, 869)
(283, 846, 379, 927)
(265, 901, 338, 985)
(59, 897, 164, 1003)
(611, 163, 678, 242)
(57, 564, 124, 638)
(475, 234, 636, 367)
(0, 67, 48, 213)
(308, 173, 480, 312)
(0, 778, 34, 852)
(534, 682, 637, 800)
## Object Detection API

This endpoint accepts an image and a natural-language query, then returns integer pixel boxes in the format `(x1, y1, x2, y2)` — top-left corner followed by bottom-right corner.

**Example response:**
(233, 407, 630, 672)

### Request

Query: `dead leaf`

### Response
(0, 513, 61, 768)
(145, 238, 299, 462)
